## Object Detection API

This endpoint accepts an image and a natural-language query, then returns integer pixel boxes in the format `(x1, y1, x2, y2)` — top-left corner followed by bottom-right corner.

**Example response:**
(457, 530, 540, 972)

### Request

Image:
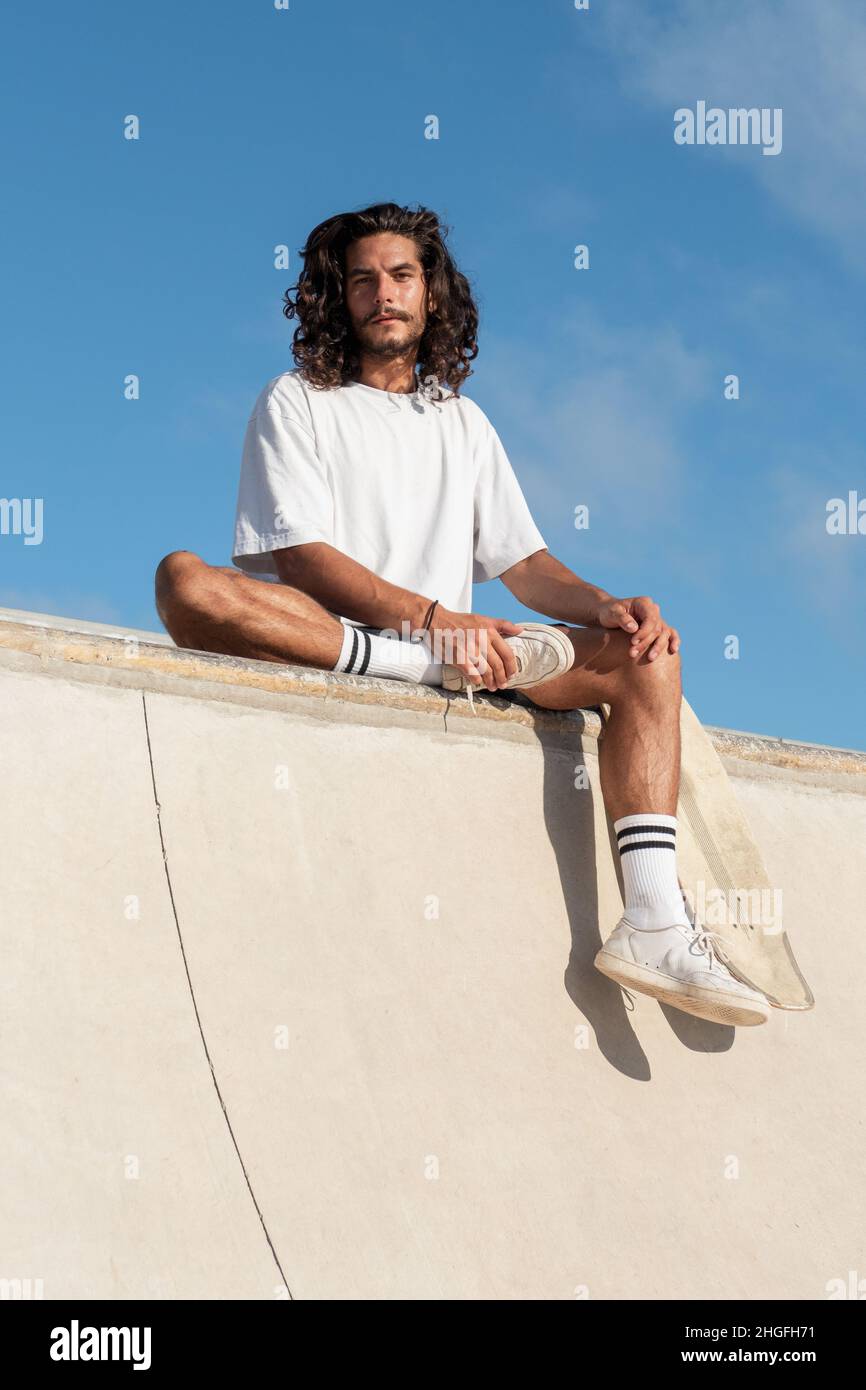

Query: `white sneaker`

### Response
(442, 622, 574, 713)
(594, 913, 771, 1027)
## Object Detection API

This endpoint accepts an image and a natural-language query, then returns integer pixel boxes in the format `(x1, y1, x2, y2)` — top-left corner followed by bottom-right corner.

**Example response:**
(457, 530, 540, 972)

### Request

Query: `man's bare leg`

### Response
(516, 625, 682, 822)
(155, 565, 765, 1015)
(523, 625, 772, 1022)
(154, 550, 345, 668)
(155, 554, 678, 823)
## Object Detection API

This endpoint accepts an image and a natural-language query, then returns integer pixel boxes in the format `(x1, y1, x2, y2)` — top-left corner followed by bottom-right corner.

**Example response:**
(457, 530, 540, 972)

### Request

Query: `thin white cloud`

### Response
(470, 315, 865, 627)
(171, 383, 262, 444)
(0, 590, 123, 624)
(523, 183, 602, 235)
(470, 314, 712, 567)
(766, 460, 866, 612)
(592, 0, 866, 273)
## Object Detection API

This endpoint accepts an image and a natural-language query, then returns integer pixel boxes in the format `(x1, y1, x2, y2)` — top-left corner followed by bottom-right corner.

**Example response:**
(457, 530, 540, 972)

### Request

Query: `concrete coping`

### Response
(1, 606, 864, 777)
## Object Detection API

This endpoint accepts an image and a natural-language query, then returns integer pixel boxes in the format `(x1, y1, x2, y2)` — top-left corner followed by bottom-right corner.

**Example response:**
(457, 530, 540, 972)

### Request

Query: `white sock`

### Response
(334, 625, 444, 686)
(613, 812, 690, 931)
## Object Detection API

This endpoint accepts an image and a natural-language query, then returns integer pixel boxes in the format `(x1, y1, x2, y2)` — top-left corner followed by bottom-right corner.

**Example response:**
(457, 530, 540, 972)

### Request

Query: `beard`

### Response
(355, 315, 425, 360)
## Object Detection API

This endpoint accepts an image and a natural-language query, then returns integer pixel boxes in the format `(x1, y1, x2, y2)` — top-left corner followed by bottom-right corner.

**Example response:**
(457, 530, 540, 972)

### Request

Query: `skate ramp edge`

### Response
(1, 607, 864, 1301)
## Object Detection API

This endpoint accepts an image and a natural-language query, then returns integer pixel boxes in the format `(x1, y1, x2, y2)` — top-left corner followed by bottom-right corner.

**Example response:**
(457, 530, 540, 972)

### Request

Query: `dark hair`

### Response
(282, 202, 479, 396)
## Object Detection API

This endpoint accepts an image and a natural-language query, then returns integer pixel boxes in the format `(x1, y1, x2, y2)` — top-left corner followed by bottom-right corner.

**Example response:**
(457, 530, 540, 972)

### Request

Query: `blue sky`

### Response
(1, 0, 864, 749)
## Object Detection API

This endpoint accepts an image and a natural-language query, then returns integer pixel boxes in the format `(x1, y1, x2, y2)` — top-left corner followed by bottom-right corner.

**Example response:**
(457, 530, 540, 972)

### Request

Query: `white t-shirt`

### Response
(232, 369, 546, 625)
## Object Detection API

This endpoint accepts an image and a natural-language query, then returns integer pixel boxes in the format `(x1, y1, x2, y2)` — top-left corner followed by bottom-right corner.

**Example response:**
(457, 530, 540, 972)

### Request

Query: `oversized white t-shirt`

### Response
(232, 369, 546, 625)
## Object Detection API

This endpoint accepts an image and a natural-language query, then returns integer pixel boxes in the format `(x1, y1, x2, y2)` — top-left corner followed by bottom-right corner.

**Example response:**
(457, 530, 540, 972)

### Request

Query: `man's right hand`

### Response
(424, 605, 525, 691)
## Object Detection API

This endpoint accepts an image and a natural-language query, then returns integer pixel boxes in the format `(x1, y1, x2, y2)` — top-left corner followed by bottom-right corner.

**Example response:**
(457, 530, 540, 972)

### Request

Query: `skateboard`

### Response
(598, 695, 815, 1010)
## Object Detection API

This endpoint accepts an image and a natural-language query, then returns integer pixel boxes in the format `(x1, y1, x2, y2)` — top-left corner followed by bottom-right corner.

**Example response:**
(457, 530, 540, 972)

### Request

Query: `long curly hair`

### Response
(282, 202, 479, 397)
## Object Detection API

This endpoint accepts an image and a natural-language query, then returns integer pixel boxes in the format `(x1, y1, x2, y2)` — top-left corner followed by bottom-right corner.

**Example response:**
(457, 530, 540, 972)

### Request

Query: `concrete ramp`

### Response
(1, 609, 864, 1300)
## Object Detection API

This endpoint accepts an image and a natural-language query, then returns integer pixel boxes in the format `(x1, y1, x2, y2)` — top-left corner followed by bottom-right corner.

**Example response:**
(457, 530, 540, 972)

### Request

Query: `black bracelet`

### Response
(411, 598, 438, 643)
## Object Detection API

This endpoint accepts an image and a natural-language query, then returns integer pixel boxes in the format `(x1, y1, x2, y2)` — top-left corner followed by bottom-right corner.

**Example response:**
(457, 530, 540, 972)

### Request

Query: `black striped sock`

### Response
(334, 625, 443, 685)
(613, 812, 689, 929)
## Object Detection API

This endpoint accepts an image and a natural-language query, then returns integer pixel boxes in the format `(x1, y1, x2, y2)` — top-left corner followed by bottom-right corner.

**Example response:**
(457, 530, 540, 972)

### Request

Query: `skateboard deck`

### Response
(599, 695, 814, 1011)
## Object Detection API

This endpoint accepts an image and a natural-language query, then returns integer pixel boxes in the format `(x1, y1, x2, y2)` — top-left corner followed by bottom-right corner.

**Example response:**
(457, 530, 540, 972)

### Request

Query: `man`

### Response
(155, 200, 770, 1028)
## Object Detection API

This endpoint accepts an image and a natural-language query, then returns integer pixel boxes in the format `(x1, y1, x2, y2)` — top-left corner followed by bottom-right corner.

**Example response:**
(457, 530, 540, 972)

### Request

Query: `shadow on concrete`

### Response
(478, 688, 735, 1076)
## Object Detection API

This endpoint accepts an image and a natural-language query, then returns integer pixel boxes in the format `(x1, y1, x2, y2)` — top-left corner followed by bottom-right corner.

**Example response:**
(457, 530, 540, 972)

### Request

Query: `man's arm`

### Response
(275, 542, 529, 685)
(273, 542, 433, 632)
(500, 549, 613, 626)
(501, 548, 682, 660)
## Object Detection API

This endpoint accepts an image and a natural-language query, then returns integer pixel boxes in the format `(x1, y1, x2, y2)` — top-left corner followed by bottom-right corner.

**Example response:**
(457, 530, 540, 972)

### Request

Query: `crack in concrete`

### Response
(141, 691, 293, 1300)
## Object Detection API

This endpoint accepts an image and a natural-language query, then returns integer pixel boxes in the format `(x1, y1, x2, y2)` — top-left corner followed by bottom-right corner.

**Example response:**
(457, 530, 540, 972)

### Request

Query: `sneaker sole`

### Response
(594, 949, 770, 1027)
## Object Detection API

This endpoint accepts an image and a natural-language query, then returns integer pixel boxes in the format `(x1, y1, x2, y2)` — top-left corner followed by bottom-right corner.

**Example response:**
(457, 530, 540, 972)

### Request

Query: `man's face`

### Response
(344, 232, 431, 360)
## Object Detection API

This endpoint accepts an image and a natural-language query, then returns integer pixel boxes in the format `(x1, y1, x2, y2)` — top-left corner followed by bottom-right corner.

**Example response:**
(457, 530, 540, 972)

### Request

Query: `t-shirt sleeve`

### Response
(232, 399, 334, 579)
(472, 415, 547, 583)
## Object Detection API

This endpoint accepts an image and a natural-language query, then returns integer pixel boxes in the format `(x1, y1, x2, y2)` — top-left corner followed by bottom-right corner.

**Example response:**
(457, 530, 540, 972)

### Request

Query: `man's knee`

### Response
(154, 550, 205, 623)
(592, 626, 681, 713)
(622, 640, 682, 706)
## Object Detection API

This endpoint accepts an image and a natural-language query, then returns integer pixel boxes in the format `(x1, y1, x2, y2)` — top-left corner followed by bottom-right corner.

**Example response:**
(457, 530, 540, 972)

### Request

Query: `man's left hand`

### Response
(596, 595, 681, 662)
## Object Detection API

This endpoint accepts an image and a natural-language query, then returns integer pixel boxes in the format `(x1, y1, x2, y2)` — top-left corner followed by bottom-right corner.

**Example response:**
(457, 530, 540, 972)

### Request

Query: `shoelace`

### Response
(684, 925, 732, 973)
(462, 649, 526, 717)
